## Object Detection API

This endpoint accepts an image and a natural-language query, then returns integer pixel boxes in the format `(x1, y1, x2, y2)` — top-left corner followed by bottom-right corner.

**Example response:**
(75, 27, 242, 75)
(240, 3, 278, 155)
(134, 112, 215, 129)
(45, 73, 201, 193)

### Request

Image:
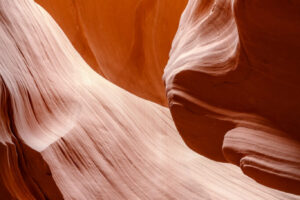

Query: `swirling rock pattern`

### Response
(164, 0, 300, 195)
(0, 0, 299, 199)
(35, 0, 188, 105)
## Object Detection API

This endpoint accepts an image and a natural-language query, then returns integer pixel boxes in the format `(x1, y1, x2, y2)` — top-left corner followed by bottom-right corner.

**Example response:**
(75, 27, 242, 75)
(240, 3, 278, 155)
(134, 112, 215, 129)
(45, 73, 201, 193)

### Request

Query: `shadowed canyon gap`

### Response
(0, 0, 299, 199)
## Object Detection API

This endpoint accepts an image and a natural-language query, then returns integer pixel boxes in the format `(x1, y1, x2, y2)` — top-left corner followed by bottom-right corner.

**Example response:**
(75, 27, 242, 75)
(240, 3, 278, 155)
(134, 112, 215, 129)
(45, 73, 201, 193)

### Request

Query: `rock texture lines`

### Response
(163, 0, 300, 195)
(0, 0, 299, 199)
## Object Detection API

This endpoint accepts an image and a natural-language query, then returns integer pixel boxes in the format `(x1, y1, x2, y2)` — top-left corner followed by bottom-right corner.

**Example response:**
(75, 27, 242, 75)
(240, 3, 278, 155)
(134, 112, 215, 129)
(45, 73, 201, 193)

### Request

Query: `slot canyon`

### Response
(0, 0, 299, 199)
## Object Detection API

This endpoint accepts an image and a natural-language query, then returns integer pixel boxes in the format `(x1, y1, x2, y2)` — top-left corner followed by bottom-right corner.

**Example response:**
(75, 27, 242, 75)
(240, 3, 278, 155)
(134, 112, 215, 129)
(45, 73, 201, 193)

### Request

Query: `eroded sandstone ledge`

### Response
(163, 0, 300, 194)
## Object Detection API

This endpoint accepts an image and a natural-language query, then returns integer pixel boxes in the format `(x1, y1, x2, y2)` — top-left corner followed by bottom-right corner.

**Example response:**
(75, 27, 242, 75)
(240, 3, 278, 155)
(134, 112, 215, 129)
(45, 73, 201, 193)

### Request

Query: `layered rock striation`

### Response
(163, 0, 300, 194)
(35, 0, 188, 105)
(0, 0, 299, 199)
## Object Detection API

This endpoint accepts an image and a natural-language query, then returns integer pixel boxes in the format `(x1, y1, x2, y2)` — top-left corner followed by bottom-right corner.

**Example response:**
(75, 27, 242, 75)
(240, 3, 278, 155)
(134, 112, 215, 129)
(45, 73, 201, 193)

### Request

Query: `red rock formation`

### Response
(35, 0, 188, 105)
(0, 0, 299, 199)
(164, 0, 300, 195)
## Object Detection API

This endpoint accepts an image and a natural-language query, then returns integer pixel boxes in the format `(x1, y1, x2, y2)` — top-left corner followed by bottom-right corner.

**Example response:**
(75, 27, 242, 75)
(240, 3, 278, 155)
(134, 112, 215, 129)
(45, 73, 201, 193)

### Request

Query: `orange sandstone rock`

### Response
(0, 0, 299, 199)
(163, 0, 300, 194)
(35, 0, 188, 105)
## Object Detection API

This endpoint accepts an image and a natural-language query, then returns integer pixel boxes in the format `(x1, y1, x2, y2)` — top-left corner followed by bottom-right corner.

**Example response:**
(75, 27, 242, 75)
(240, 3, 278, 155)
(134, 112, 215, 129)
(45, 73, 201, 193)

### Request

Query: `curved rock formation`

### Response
(164, 0, 300, 195)
(0, 0, 299, 199)
(35, 0, 188, 105)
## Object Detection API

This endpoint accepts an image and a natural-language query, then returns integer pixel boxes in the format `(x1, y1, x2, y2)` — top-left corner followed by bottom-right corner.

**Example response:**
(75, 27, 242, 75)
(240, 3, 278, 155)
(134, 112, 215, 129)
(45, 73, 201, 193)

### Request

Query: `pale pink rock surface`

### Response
(0, 0, 299, 199)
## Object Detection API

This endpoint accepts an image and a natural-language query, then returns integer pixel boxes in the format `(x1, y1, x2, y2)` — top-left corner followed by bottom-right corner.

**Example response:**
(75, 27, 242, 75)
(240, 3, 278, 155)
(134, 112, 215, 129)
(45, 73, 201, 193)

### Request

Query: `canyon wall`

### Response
(35, 0, 188, 105)
(0, 0, 299, 199)
(163, 0, 300, 194)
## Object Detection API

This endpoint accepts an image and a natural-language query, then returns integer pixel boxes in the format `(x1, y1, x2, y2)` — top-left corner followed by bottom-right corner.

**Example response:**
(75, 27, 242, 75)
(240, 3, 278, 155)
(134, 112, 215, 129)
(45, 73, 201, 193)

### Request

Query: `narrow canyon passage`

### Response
(0, 0, 299, 199)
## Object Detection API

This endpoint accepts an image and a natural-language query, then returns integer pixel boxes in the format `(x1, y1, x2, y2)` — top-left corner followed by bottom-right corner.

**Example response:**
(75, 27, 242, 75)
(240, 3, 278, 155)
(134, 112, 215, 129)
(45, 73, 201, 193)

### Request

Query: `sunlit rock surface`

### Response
(163, 0, 300, 195)
(35, 0, 188, 105)
(0, 0, 299, 199)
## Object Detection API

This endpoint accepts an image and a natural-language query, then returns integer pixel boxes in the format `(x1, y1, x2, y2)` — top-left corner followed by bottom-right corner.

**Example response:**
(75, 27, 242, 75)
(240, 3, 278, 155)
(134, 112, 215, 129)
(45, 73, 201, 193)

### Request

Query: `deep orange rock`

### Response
(163, 0, 300, 194)
(35, 0, 187, 105)
(0, 0, 299, 199)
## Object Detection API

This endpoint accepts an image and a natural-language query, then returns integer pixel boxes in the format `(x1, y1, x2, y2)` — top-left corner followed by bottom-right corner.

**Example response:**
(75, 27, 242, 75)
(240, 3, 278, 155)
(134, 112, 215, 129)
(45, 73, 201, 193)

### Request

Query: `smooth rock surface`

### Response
(0, 0, 299, 199)
(163, 0, 300, 194)
(35, 0, 188, 105)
